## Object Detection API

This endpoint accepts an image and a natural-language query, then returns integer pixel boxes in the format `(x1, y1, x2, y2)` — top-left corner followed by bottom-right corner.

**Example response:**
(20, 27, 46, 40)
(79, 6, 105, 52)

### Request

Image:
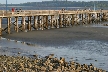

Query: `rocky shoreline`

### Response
(0, 55, 107, 72)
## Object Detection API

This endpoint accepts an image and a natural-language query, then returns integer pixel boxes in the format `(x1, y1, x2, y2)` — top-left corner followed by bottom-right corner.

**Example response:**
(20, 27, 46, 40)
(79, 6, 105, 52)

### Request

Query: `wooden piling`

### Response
(59, 14, 62, 27)
(67, 15, 70, 26)
(56, 18, 59, 28)
(84, 13, 87, 24)
(98, 13, 101, 22)
(71, 14, 75, 26)
(15, 17, 18, 32)
(88, 13, 91, 24)
(46, 15, 48, 29)
(54, 17, 56, 28)
(82, 14, 84, 24)
(63, 14, 65, 27)
(41, 16, 44, 30)
(34, 16, 38, 30)
(22, 16, 25, 31)
(103, 13, 107, 21)
(51, 15, 54, 28)
(43, 16, 46, 29)
(7, 17, 11, 34)
(75, 14, 79, 25)
(65, 15, 68, 27)
(48, 16, 51, 28)
(37, 16, 40, 29)
(27, 16, 31, 31)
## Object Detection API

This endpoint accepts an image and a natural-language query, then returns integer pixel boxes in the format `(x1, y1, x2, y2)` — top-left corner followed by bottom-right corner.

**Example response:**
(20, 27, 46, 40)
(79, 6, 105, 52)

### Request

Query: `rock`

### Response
(18, 52, 21, 54)
(0, 55, 106, 71)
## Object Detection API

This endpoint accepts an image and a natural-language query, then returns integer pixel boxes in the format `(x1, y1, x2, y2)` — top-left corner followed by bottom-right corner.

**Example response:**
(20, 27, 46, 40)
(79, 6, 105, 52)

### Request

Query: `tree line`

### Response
(1, 1, 108, 8)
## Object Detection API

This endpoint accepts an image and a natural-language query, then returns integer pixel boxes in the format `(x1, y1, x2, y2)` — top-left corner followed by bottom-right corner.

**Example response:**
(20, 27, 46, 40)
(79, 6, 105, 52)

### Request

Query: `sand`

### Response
(2, 25, 108, 46)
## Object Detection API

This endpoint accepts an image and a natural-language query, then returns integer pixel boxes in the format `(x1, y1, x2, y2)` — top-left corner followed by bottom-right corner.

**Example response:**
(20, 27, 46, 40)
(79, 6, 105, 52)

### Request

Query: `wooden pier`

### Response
(0, 9, 108, 35)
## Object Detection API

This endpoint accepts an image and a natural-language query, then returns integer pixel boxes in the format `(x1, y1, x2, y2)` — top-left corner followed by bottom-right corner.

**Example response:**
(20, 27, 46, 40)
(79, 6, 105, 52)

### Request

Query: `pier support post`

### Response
(7, 17, 11, 34)
(64, 14, 67, 27)
(27, 16, 31, 31)
(94, 13, 97, 23)
(82, 14, 84, 24)
(56, 18, 59, 28)
(37, 16, 40, 30)
(84, 13, 87, 24)
(63, 14, 65, 27)
(41, 16, 44, 30)
(103, 13, 107, 21)
(22, 16, 25, 31)
(72, 14, 75, 26)
(30, 16, 32, 30)
(75, 14, 78, 25)
(34, 16, 38, 30)
(15, 17, 19, 32)
(51, 15, 53, 28)
(46, 15, 48, 29)
(67, 15, 70, 26)
(88, 13, 91, 24)
(51, 15, 54, 28)
(98, 13, 101, 22)
(59, 14, 62, 27)
(97, 13, 99, 23)
(97, 13, 100, 22)
(0, 17, 2, 36)
(43, 16, 45, 29)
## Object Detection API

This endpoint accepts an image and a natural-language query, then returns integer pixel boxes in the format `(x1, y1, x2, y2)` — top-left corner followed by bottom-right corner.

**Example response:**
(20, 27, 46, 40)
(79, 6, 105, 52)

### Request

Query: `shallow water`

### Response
(0, 37, 108, 70)
(83, 21, 108, 28)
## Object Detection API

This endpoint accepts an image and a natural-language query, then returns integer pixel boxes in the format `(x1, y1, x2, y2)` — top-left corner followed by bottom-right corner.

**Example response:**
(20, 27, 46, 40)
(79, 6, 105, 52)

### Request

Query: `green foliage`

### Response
(1, 1, 108, 8)
(20, 1, 108, 8)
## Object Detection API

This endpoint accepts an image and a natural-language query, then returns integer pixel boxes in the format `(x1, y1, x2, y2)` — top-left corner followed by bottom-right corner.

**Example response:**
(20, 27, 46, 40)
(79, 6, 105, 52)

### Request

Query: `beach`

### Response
(1, 24, 108, 71)
(2, 24, 108, 46)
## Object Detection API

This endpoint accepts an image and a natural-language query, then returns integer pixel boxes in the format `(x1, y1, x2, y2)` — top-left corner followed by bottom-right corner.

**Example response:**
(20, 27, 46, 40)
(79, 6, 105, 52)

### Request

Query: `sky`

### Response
(0, 0, 108, 4)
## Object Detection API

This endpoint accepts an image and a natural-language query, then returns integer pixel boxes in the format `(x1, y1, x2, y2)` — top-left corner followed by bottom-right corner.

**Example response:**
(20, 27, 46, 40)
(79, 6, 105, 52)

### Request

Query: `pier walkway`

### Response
(0, 9, 108, 35)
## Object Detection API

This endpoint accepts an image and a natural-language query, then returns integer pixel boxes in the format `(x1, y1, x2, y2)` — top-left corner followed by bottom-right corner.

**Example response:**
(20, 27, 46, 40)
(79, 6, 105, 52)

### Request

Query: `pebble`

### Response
(0, 55, 106, 72)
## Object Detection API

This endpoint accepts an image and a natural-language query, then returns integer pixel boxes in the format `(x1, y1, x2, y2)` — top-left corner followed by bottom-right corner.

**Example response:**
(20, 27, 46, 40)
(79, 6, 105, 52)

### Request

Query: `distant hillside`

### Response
(20, 1, 108, 8)
(1, 1, 108, 8)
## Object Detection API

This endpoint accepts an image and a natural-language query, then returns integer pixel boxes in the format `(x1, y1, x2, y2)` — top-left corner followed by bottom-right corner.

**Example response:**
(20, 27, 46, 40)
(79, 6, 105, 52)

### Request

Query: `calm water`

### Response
(0, 37, 108, 70)
(0, 6, 88, 10)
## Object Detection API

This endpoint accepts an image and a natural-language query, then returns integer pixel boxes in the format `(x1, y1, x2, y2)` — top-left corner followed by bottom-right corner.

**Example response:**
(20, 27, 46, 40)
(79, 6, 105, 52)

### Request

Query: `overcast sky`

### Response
(0, 0, 107, 4)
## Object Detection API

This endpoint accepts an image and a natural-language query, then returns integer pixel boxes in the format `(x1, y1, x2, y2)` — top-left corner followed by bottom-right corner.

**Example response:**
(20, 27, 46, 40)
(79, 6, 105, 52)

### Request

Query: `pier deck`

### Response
(0, 10, 108, 35)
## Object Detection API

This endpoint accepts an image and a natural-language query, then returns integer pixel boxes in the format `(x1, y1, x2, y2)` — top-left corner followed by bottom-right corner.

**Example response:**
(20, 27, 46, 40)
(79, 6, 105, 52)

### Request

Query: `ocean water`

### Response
(0, 6, 87, 10)
(0, 37, 108, 70)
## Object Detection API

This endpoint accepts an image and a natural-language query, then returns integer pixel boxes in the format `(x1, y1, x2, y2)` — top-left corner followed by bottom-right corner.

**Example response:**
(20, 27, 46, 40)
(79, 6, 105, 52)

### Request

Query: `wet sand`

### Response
(2, 25, 108, 46)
